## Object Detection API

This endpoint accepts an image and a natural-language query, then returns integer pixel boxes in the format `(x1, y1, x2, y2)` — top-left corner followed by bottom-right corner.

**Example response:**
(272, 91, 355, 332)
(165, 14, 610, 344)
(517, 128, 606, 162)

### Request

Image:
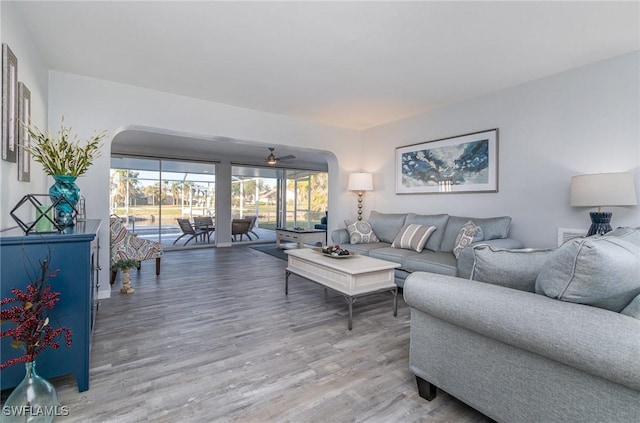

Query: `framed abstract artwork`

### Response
(17, 82, 31, 182)
(396, 129, 498, 194)
(2, 43, 18, 163)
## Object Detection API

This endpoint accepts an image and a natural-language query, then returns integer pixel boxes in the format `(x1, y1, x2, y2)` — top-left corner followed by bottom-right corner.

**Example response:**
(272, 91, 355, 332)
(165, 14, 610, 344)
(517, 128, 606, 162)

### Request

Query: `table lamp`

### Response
(570, 172, 637, 236)
(347, 172, 373, 221)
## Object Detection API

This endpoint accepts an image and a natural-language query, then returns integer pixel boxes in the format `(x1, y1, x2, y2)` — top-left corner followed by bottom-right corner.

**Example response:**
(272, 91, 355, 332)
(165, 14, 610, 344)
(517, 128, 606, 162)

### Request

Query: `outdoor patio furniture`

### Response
(193, 216, 215, 243)
(232, 218, 253, 241)
(110, 215, 163, 285)
(174, 218, 208, 246)
(247, 215, 259, 240)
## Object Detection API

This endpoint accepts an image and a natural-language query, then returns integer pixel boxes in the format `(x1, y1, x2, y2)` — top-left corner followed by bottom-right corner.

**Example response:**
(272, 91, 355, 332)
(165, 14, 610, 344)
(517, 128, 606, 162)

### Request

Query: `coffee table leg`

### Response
(285, 270, 291, 295)
(393, 287, 398, 317)
(347, 296, 353, 330)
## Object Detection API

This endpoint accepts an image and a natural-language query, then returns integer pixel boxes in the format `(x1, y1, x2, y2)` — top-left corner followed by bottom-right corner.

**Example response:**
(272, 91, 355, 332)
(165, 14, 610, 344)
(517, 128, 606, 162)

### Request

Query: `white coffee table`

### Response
(285, 248, 400, 330)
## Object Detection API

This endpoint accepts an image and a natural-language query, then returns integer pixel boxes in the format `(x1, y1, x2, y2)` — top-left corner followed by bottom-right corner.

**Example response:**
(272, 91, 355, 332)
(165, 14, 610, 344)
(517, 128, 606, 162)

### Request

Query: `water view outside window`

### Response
(110, 157, 216, 246)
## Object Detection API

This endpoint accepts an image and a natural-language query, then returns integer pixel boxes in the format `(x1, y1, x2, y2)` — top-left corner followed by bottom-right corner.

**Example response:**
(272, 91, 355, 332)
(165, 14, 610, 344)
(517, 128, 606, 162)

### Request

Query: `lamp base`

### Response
(587, 212, 612, 236)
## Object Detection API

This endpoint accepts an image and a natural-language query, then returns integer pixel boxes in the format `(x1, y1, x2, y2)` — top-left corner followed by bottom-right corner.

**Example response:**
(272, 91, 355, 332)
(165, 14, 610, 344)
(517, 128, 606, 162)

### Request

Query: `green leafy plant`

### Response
(111, 259, 139, 272)
(22, 117, 106, 176)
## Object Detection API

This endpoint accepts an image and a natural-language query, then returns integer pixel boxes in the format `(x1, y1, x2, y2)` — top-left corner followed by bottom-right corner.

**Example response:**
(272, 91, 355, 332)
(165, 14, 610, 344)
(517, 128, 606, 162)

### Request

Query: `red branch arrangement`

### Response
(0, 259, 73, 369)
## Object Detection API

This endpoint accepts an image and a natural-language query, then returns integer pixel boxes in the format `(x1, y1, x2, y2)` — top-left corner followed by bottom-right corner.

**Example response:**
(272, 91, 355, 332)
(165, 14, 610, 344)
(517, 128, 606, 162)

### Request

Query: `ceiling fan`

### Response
(265, 147, 296, 165)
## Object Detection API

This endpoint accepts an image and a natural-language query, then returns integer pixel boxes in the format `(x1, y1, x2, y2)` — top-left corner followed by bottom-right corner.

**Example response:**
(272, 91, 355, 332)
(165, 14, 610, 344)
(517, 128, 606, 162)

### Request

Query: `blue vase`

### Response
(49, 175, 80, 227)
(1, 361, 59, 423)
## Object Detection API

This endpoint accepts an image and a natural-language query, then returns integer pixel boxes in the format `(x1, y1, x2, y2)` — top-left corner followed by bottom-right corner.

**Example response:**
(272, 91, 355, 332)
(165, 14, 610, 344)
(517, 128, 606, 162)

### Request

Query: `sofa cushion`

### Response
(391, 224, 437, 252)
(621, 293, 640, 319)
(405, 213, 450, 251)
(606, 226, 640, 246)
(344, 220, 379, 244)
(441, 216, 512, 252)
(535, 235, 640, 312)
(453, 221, 484, 258)
(471, 245, 556, 292)
(368, 211, 407, 243)
(404, 251, 458, 276)
(368, 246, 421, 269)
(341, 242, 389, 256)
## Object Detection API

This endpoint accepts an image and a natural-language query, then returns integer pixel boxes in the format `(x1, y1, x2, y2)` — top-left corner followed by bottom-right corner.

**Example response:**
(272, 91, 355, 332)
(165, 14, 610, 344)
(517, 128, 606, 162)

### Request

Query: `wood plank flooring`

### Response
(8, 246, 493, 422)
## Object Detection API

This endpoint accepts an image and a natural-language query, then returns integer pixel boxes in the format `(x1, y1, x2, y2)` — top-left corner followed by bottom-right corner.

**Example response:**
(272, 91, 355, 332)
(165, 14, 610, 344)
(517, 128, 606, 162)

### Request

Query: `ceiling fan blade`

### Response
(278, 155, 296, 161)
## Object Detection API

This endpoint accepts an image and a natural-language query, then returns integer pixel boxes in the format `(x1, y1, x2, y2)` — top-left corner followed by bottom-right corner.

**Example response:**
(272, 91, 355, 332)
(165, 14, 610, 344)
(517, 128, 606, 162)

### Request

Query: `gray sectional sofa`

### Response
(404, 226, 640, 422)
(331, 211, 524, 287)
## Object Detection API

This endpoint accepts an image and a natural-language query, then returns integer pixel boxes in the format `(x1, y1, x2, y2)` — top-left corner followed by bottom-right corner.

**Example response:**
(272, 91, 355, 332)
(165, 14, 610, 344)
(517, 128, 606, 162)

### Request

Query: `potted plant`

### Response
(22, 117, 106, 226)
(111, 259, 139, 294)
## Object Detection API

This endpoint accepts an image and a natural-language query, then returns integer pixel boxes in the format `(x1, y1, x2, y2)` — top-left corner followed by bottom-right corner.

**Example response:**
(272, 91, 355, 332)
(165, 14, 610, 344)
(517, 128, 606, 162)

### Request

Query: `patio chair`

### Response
(174, 218, 207, 246)
(193, 216, 215, 243)
(110, 216, 163, 285)
(247, 215, 259, 240)
(231, 218, 253, 241)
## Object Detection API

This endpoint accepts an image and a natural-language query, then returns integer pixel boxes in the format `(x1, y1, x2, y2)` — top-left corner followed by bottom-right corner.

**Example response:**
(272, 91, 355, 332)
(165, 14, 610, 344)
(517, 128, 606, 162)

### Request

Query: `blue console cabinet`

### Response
(0, 219, 101, 392)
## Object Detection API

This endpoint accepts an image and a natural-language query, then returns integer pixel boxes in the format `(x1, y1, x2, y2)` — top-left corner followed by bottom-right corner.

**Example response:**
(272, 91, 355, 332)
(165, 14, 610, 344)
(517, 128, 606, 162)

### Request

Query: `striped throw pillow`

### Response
(391, 224, 437, 252)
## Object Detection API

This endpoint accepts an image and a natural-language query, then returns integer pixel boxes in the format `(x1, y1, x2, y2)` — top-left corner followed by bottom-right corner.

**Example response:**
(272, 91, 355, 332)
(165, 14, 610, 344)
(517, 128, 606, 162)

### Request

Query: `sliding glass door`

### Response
(284, 170, 328, 229)
(110, 156, 216, 248)
(232, 166, 328, 235)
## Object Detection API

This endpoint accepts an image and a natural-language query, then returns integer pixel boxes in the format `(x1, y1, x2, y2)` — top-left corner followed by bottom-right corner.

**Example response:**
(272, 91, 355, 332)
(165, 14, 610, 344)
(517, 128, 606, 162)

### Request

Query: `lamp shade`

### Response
(347, 172, 373, 191)
(570, 172, 638, 207)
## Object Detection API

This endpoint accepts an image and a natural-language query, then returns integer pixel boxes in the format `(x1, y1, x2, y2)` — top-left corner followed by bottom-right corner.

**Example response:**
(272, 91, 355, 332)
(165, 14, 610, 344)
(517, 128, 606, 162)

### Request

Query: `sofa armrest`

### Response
(403, 272, 640, 392)
(331, 228, 350, 245)
(456, 237, 524, 278)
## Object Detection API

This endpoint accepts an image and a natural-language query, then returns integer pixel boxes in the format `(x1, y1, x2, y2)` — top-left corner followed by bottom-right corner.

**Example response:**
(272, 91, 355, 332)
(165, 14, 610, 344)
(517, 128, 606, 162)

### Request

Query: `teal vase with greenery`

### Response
(21, 116, 106, 227)
(49, 174, 80, 226)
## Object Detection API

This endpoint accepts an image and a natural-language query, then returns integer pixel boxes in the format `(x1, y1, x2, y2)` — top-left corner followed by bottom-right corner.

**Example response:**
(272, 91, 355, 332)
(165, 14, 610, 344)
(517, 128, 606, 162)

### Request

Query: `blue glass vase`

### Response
(49, 175, 80, 227)
(1, 361, 59, 423)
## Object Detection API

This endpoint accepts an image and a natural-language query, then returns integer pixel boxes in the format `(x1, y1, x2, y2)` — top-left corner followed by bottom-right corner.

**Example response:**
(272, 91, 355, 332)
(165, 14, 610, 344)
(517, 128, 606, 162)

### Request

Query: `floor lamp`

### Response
(570, 172, 637, 236)
(347, 172, 373, 221)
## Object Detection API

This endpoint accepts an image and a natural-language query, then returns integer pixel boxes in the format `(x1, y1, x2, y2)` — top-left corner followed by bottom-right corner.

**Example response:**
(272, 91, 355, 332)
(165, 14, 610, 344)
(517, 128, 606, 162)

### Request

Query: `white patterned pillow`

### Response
(345, 220, 379, 244)
(453, 220, 483, 258)
(391, 224, 437, 252)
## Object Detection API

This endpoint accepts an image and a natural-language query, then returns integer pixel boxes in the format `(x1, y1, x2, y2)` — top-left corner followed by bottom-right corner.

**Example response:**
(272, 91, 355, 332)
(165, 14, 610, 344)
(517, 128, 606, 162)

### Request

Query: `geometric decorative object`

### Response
(347, 172, 373, 221)
(9, 194, 76, 234)
(570, 172, 638, 236)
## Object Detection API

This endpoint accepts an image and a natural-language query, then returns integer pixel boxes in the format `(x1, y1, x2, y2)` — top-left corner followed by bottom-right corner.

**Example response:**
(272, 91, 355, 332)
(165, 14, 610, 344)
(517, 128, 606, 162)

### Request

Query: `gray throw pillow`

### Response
(453, 221, 483, 258)
(471, 245, 555, 292)
(535, 235, 640, 312)
(405, 213, 450, 251)
(344, 220, 379, 244)
(391, 224, 437, 253)
(441, 216, 511, 252)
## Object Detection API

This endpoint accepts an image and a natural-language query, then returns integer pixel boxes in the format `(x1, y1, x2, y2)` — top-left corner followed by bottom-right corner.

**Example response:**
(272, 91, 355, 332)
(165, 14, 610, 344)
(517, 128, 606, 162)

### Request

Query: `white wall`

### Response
(48, 71, 361, 297)
(0, 2, 49, 228)
(361, 51, 640, 248)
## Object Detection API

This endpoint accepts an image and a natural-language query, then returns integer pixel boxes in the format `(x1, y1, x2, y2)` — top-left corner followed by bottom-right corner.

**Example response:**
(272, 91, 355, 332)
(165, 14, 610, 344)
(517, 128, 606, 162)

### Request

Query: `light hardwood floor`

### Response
(23, 247, 493, 422)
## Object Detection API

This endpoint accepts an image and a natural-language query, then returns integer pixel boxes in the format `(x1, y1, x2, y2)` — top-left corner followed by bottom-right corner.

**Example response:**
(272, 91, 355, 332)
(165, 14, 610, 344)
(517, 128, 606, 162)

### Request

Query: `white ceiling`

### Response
(8, 1, 640, 165)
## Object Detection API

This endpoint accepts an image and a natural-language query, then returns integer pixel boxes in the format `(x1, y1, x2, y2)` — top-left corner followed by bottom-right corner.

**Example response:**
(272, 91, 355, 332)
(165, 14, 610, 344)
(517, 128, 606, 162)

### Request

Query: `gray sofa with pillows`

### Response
(331, 211, 524, 287)
(404, 226, 640, 423)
